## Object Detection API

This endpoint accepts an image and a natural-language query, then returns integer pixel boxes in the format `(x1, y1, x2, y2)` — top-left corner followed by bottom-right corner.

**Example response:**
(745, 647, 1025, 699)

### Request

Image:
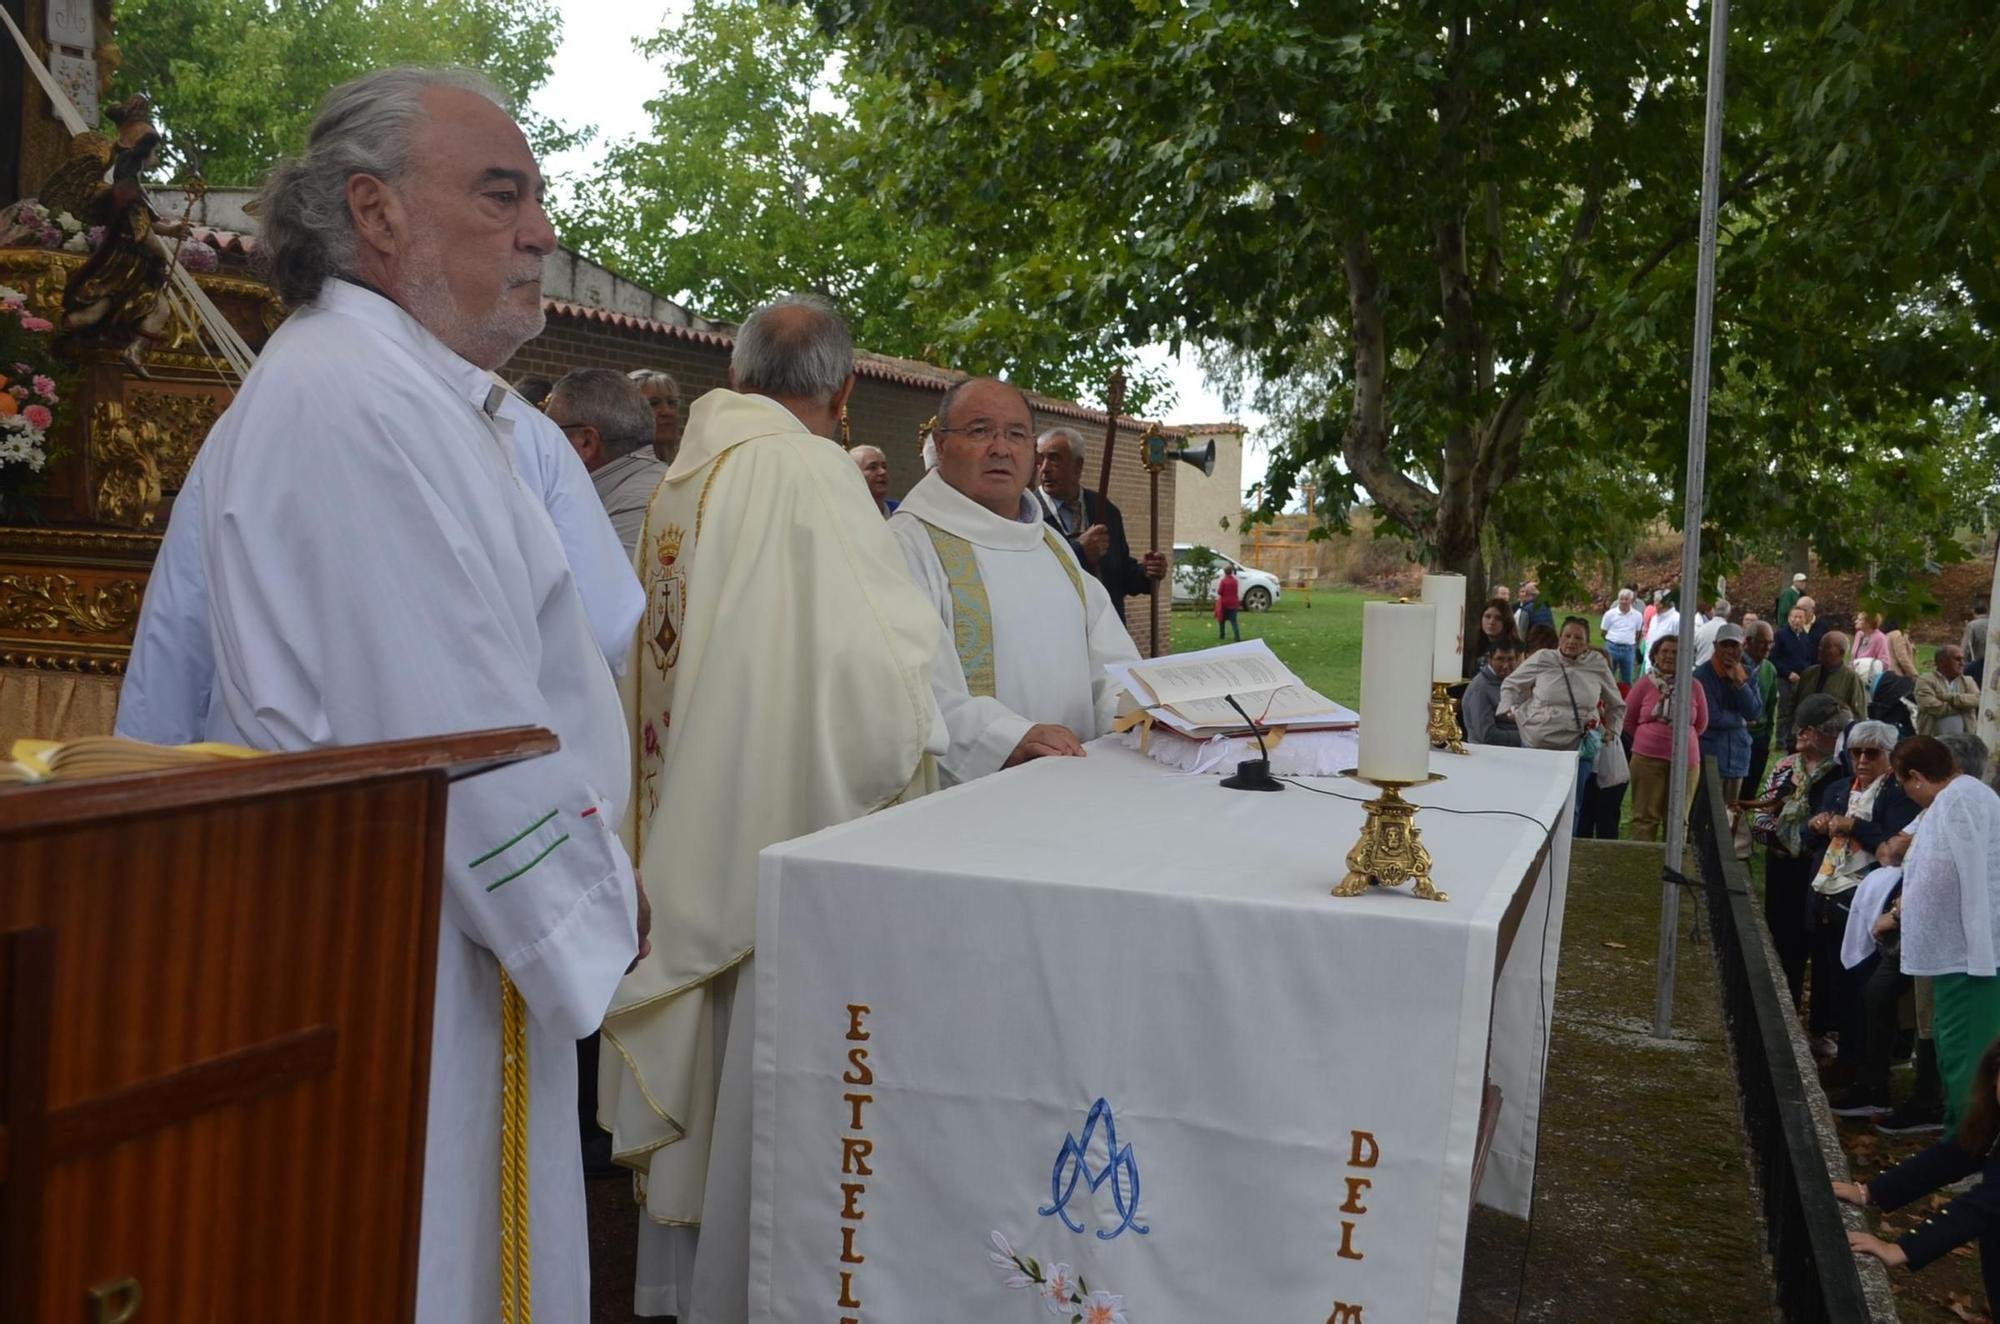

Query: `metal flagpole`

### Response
(1654, 0, 1731, 1039)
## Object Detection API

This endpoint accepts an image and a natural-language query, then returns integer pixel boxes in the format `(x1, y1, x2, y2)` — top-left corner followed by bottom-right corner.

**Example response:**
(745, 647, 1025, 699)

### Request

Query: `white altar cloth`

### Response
(749, 742, 1574, 1323)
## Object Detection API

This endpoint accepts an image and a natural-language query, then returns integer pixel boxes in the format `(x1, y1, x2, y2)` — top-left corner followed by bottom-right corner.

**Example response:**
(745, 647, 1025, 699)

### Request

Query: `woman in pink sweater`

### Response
(1623, 635, 1710, 841)
(1852, 611, 1894, 667)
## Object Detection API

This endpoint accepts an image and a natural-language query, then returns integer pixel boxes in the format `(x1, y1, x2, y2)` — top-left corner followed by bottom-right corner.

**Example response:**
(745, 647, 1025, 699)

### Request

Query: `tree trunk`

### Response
(1784, 535, 1811, 583)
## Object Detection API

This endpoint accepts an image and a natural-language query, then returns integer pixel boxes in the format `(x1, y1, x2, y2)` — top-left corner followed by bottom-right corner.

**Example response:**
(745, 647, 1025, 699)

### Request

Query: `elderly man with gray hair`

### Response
(115, 67, 651, 1323)
(600, 291, 946, 1321)
(1033, 423, 1165, 623)
(544, 367, 665, 552)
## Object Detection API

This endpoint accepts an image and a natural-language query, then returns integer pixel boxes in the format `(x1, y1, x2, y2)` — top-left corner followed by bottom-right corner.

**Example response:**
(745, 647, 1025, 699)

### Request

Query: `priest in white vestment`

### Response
(889, 376, 1140, 785)
(596, 293, 945, 1321)
(118, 375, 641, 745)
(170, 70, 647, 1322)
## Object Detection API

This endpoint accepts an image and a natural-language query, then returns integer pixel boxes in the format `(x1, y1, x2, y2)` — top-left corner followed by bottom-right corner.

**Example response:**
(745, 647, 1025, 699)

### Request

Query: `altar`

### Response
(748, 741, 1575, 1323)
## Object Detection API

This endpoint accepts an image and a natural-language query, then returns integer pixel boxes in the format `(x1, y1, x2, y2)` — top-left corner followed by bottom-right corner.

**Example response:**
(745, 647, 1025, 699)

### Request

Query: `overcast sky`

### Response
(532, 2, 1274, 497)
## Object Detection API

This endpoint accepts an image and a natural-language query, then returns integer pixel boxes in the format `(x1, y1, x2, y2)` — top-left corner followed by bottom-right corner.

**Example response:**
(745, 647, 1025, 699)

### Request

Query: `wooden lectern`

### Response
(0, 726, 559, 1323)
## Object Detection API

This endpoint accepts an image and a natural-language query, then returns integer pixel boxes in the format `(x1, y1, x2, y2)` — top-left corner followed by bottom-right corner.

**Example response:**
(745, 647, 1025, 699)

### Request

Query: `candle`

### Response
(1358, 601, 1437, 783)
(1420, 573, 1467, 682)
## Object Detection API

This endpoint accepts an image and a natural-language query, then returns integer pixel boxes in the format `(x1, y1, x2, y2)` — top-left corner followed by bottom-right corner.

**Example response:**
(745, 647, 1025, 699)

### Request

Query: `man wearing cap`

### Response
(1777, 571, 1806, 623)
(1696, 623, 1766, 810)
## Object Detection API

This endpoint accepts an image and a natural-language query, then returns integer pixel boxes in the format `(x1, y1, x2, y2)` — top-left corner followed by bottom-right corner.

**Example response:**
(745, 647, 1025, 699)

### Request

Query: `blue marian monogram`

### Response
(1038, 1098, 1150, 1240)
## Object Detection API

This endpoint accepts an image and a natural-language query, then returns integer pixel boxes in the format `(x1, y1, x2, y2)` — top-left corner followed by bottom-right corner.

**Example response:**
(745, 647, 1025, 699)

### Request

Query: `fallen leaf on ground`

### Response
(1946, 1289, 1990, 1322)
(1603, 941, 1628, 950)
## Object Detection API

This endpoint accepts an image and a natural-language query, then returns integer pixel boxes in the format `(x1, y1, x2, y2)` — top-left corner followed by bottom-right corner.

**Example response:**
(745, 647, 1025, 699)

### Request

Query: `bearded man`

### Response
(148, 68, 649, 1322)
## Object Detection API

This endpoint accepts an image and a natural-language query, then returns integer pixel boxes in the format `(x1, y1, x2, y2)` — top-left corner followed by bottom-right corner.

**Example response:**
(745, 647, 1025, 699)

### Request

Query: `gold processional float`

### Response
(0, 10, 266, 681)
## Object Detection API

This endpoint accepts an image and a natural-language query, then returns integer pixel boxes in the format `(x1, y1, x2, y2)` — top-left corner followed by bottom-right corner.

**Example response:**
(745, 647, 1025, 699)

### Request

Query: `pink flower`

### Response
(32, 376, 54, 400)
(1080, 1291, 1128, 1324)
(22, 404, 50, 430)
(1039, 1263, 1076, 1313)
(18, 315, 52, 333)
(9, 386, 25, 399)
(10, 363, 28, 373)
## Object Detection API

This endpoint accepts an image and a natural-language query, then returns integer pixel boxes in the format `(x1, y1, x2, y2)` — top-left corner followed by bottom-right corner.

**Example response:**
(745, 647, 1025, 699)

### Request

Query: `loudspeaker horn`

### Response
(1168, 438, 1216, 478)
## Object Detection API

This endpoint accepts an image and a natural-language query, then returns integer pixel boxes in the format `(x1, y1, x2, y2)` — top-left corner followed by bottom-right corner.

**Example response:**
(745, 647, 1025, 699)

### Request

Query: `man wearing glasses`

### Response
(890, 377, 1141, 784)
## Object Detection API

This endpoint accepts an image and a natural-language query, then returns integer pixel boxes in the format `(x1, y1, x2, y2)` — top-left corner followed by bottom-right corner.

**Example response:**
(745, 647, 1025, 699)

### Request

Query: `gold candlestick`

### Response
(1428, 681, 1467, 754)
(1334, 770, 1449, 902)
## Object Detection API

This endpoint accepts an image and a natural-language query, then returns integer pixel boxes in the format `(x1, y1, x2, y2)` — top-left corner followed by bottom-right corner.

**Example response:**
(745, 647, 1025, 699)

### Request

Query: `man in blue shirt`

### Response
(1695, 623, 1766, 810)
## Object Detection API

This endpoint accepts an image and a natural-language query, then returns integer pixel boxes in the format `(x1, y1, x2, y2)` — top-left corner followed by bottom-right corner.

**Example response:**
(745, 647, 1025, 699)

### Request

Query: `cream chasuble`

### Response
(598, 389, 943, 1315)
(889, 470, 1140, 785)
(195, 281, 639, 1324)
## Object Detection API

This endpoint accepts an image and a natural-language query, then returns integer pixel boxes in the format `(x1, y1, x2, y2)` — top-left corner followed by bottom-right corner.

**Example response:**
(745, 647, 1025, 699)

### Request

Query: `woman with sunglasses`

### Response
(1501, 614, 1624, 834)
(1809, 721, 1919, 1110)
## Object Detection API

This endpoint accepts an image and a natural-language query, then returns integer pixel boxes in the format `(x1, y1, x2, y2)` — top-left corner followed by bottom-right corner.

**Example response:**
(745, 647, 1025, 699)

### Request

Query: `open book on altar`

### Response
(1107, 639, 1359, 738)
(0, 736, 262, 785)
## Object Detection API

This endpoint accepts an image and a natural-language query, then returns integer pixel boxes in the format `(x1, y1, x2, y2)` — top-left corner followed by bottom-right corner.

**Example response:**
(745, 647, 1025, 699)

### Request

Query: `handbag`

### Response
(1558, 662, 1602, 761)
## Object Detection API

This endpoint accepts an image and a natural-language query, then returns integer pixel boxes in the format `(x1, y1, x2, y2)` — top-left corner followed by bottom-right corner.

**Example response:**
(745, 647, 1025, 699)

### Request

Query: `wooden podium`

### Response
(0, 726, 558, 1323)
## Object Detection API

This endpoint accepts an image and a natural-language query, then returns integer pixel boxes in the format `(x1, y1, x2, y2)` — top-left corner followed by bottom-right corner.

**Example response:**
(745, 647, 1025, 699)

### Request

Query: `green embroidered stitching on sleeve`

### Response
(468, 808, 559, 868)
(485, 834, 570, 892)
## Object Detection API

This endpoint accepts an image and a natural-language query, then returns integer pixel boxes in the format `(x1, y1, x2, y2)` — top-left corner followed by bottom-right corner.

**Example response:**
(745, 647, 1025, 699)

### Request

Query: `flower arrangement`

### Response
(0, 283, 69, 522)
(0, 198, 220, 270)
(988, 1231, 1130, 1324)
(0, 200, 89, 253)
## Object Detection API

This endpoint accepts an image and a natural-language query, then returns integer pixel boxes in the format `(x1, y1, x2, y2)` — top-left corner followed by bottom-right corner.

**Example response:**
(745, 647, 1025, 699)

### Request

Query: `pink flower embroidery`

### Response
(22, 405, 51, 430)
(18, 315, 53, 333)
(1081, 1291, 1129, 1324)
(1039, 1263, 1076, 1314)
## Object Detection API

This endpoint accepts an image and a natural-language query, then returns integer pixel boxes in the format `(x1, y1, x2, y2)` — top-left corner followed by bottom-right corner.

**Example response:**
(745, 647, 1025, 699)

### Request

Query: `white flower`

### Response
(987, 1231, 1034, 1289)
(54, 211, 79, 231)
(1080, 1290, 1129, 1324)
(60, 232, 87, 253)
(1040, 1263, 1077, 1314)
(0, 285, 24, 303)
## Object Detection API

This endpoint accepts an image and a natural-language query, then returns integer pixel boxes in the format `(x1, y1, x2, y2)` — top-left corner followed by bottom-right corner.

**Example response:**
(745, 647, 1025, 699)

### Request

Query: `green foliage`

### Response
(812, 0, 1998, 598)
(562, 0, 1167, 410)
(113, 0, 572, 184)
(1179, 543, 1221, 603)
(1171, 590, 1378, 709)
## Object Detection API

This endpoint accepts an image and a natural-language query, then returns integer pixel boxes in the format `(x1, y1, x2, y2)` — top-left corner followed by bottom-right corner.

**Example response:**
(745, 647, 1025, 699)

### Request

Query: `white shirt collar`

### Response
(316, 279, 499, 415)
(898, 471, 1048, 550)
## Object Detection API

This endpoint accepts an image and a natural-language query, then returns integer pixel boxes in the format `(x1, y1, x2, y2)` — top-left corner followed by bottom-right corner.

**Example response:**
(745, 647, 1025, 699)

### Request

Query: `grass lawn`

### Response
(1171, 588, 1382, 708)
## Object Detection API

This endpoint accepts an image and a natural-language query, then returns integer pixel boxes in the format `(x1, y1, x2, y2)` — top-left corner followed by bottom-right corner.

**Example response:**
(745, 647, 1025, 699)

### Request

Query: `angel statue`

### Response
(38, 96, 192, 373)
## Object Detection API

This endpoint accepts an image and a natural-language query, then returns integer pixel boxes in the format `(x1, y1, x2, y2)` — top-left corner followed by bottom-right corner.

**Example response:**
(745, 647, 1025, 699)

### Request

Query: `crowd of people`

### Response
(1471, 575, 2000, 1303)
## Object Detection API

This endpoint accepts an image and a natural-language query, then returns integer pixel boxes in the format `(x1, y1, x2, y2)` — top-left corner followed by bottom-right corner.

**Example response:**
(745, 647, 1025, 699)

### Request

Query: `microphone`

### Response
(1219, 693, 1284, 792)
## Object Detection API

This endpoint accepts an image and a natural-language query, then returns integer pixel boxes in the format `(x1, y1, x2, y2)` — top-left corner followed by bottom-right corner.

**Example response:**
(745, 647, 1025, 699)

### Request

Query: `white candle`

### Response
(1420, 573, 1467, 682)
(1358, 601, 1437, 783)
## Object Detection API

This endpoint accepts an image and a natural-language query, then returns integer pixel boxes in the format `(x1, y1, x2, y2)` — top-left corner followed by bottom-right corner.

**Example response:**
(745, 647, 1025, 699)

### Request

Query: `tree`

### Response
(112, 0, 573, 185)
(1180, 544, 1220, 604)
(813, 0, 1994, 620)
(564, 0, 1170, 409)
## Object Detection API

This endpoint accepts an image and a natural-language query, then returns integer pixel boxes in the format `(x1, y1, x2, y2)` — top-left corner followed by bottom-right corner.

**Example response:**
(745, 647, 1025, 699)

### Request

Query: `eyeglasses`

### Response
(935, 421, 1035, 447)
(1852, 748, 1888, 759)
